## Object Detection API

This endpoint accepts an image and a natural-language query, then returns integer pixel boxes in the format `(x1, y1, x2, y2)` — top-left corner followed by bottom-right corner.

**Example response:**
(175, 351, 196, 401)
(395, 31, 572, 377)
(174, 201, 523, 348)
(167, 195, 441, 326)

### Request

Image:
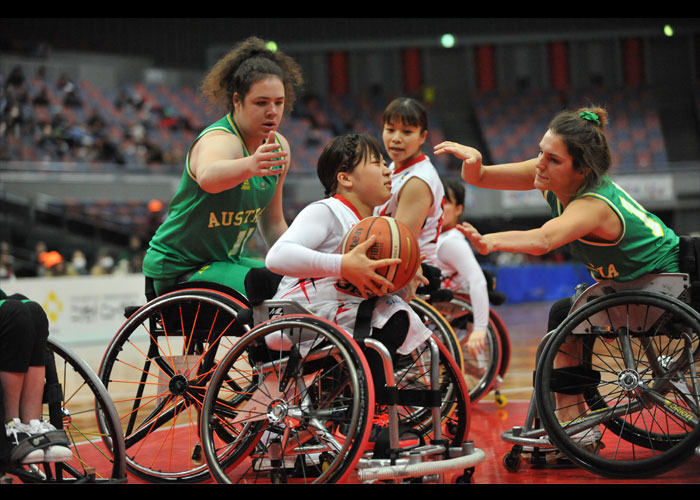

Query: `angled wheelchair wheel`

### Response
(391, 335, 471, 445)
(535, 291, 700, 478)
(431, 295, 502, 403)
(199, 314, 374, 484)
(98, 284, 251, 483)
(410, 298, 463, 372)
(488, 306, 511, 380)
(8, 338, 126, 484)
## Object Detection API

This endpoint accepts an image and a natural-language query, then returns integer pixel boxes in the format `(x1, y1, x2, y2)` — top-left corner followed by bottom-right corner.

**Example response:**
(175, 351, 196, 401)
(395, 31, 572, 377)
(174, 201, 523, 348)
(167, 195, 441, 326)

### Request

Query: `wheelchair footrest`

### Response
(356, 443, 486, 483)
(9, 429, 70, 463)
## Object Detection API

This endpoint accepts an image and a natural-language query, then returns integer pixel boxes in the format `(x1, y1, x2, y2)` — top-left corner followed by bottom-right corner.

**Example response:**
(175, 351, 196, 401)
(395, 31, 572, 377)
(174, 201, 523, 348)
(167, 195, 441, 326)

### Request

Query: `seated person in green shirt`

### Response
(142, 36, 303, 298)
(434, 106, 680, 445)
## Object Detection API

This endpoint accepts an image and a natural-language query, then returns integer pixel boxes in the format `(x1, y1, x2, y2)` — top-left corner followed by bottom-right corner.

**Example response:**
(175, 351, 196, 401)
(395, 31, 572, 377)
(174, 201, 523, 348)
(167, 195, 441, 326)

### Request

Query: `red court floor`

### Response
(118, 300, 699, 486)
(463, 300, 700, 485)
(468, 399, 700, 485)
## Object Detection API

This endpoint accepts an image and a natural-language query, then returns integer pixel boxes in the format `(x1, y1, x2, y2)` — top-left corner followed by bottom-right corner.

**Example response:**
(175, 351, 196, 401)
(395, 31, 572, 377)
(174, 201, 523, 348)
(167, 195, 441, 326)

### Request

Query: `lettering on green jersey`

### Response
(586, 262, 620, 279)
(208, 208, 263, 228)
(619, 197, 664, 238)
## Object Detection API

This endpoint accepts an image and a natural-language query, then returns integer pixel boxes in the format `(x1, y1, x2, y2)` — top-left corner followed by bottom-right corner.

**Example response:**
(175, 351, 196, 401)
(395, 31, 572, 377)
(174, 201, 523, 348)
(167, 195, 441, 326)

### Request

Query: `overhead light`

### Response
(440, 34, 456, 48)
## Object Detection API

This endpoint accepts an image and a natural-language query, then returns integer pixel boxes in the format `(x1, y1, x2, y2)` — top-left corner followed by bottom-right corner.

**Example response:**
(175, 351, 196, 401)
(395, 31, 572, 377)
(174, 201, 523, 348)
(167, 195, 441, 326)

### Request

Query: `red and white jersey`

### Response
(265, 194, 431, 355)
(374, 153, 445, 266)
(266, 194, 362, 293)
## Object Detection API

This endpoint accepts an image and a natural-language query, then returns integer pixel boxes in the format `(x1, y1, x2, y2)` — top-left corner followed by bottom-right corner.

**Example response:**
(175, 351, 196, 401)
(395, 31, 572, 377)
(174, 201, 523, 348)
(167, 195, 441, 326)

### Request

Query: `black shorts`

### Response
(0, 295, 49, 372)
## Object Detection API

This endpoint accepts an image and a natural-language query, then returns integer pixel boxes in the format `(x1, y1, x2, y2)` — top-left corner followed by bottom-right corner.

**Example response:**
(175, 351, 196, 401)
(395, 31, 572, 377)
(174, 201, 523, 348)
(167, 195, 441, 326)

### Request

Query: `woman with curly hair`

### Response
(143, 37, 304, 297)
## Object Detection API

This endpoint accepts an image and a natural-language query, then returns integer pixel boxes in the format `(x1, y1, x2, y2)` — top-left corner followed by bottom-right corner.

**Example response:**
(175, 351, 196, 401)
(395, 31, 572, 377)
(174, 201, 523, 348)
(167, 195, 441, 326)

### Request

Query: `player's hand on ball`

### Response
(341, 236, 401, 298)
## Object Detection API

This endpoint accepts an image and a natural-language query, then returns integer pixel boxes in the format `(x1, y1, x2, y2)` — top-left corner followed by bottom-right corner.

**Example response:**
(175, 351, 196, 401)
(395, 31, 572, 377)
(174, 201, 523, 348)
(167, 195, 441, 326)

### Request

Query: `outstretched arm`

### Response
(458, 196, 617, 256)
(434, 141, 538, 191)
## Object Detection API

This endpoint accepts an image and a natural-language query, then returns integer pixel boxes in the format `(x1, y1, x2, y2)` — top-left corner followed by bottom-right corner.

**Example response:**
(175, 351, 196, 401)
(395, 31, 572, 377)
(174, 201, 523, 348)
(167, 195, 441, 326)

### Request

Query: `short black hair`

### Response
(317, 133, 384, 196)
(382, 97, 428, 132)
(442, 178, 465, 207)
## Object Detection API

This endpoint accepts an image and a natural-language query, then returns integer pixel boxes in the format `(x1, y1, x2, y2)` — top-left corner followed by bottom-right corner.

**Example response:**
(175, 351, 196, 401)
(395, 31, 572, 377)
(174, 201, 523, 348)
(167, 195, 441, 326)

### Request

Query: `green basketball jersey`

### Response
(142, 114, 283, 280)
(544, 176, 679, 282)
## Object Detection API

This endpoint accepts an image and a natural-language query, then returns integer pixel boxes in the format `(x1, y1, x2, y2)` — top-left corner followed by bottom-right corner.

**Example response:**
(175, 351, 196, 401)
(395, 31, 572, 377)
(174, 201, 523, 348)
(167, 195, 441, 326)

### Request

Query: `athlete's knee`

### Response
(547, 296, 572, 332)
(371, 311, 410, 355)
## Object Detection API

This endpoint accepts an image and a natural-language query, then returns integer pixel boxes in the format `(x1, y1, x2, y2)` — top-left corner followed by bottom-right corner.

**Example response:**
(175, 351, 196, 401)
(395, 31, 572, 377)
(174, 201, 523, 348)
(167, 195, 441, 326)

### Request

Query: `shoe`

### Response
(367, 409, 421, 455)
(368, 411, 390, 443)
(5, 418, 44, 464)
(522, 427, 603, 466)
(253, 453, 322, 472)
(26, 419, 73, 462)
(570, 426, 602, 447)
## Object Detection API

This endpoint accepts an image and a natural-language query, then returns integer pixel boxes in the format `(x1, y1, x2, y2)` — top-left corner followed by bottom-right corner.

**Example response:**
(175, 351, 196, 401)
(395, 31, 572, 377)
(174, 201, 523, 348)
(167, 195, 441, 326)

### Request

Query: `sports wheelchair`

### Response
(421, 268, 511, 405)
(1, 337, 126, 484)
(501, 271, 700, 479)
(98, 271, 484, 483)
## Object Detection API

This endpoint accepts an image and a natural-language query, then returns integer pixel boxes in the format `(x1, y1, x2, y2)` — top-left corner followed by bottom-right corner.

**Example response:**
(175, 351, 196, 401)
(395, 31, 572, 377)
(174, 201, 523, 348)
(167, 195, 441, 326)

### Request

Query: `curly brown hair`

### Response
(200, 36, 303, 114)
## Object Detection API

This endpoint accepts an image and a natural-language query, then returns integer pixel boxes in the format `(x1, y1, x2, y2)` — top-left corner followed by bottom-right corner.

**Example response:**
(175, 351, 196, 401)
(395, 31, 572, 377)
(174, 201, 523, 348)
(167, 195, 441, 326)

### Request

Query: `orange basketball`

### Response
(341, 216, 420, 292)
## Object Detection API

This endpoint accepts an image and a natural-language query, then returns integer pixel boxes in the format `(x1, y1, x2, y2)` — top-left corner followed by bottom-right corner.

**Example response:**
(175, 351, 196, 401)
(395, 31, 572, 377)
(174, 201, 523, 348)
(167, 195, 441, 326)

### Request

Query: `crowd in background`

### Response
(0, 236, 147, 281)
(0, 60, 673, 284)
(0, 64, 188, 166)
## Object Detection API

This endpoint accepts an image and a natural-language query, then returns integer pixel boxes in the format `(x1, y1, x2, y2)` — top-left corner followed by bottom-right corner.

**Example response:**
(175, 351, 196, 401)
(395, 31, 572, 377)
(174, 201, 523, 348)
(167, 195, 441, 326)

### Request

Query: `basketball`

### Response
(341, 216, 420, 292)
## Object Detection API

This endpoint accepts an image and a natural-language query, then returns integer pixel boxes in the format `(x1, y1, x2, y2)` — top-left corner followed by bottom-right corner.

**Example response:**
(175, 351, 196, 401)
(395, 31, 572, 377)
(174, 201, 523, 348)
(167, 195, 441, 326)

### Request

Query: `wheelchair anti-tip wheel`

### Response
(98, 284, 251, 483)
(535, 290, 700, 478)
(199, 313, 374, 484)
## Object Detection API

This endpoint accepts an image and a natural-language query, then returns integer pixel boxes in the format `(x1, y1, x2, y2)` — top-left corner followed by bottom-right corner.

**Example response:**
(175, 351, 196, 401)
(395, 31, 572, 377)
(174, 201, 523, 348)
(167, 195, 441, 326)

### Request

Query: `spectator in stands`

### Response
(39, 250, 65, 277)
(65, 250, 88, 276)
(31, 86, 50, 107)
(117, 236, 145, 274)
(434, 106, 680, 447)
(31, 241, 48, 277)
(0, 242, 15, 281)
(142, 36, 304, 297)
(56, 73, 82, 108)
(90, 248, 114, 276)
(4, 66, 28, 105)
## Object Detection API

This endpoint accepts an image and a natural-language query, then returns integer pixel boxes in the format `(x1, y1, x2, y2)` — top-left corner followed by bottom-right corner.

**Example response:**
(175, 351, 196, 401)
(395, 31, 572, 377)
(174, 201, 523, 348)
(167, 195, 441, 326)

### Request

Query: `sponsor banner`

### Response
(500, 174, 674, 209)
(615, 175, 674, 202)
(2, 274, 145, 345)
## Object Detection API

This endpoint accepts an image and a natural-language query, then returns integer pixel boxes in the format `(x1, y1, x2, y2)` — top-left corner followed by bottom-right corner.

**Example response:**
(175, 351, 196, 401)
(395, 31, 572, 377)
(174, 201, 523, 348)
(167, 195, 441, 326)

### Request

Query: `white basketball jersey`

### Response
(270, 194, 432, 355)
(374, 153, 445, 265)
(275, 194, 362, 294)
